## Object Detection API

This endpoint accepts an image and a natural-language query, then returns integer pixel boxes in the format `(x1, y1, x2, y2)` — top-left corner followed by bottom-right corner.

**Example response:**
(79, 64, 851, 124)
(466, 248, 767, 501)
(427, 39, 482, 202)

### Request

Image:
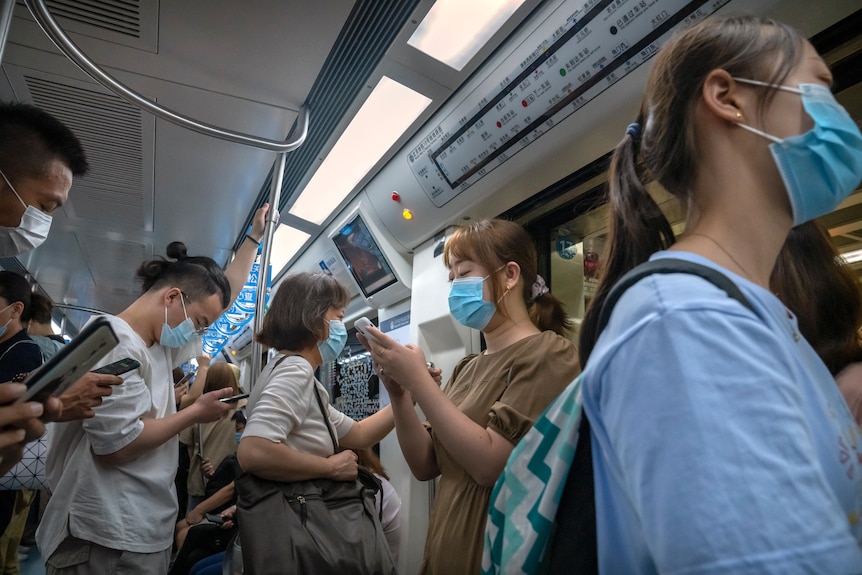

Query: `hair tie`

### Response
(530, 275, 550, 302)
(625, 122, 642, 142)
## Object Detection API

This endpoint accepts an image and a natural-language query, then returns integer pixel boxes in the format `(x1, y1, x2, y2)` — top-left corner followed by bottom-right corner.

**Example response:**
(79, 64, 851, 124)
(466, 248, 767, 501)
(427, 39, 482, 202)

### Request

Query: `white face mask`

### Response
(0, 169, 52, 256)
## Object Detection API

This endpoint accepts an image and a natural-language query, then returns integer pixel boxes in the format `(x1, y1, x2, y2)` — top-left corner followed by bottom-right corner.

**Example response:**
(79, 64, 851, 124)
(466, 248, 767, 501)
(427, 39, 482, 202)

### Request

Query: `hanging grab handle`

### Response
(24, 0, 309, 152)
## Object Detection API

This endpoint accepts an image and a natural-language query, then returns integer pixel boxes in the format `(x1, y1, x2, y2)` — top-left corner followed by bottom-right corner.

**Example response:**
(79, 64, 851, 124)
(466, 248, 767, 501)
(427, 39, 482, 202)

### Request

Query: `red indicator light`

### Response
(496, 121, 502, 128)
(391, 192, 401, 202)
(522, 100, 528, 107)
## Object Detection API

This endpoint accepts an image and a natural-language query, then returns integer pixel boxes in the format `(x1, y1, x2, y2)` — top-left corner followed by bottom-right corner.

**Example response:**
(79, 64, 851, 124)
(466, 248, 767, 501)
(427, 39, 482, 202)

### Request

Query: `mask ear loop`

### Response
(735, 122, 783, 144)
(179, 292, 189, 320)
(0, 169, 27, 209)
(731, 77, 803, 144)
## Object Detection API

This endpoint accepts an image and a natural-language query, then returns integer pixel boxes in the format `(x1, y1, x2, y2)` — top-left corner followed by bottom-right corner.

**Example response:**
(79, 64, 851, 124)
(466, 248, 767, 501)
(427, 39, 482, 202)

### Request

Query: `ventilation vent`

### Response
(16, 0, 157, 51)
(25, 75, 145, 226)
(0, 257, 30, 276)
(44, 0, 141, 38)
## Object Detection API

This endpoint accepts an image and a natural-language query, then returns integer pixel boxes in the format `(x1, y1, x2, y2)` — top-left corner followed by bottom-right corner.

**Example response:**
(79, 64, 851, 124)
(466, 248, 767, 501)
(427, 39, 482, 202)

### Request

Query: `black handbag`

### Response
(236, 356, 396, 575)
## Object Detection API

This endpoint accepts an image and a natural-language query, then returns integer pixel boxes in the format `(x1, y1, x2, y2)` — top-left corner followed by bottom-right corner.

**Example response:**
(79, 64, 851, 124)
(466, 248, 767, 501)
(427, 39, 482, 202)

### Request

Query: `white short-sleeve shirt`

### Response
(244, 354, 355, 456)
(37, 315, 183, 560)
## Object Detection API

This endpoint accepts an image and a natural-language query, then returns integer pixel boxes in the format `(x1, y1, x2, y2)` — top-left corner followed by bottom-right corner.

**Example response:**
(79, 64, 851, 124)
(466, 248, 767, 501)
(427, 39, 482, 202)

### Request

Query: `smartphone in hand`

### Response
(17, 316, 119, 403)
(205, 513, 225, 525)
(219, 393, 250, 404)
(354, 317, 379, 345)
(92, 357, 140, 376)
(175, 370, 195, 388)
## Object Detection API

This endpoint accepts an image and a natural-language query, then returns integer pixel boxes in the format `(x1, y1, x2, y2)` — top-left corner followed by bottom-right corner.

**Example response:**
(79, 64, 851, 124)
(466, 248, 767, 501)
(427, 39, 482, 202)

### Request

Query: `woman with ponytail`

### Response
(362, 218, 580, 574)
(574, 15, 862, 573)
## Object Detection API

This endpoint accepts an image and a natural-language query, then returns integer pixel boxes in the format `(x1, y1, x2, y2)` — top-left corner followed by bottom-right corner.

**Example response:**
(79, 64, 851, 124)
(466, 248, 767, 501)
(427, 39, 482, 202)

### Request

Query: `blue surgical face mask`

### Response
(448, 276, 497, 331)
(733, 79, 862, 225)
(0, 303, 14, 338)
(160, 293, 196, 348)
(318, 319, 347, 363)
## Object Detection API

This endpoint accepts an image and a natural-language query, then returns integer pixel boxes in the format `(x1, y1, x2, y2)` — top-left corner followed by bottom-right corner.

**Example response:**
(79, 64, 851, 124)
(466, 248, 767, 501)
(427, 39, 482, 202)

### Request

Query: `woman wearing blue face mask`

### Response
(236, 271, 396, 506)
(38, 208, 268, 574)
(563, 15, 862, 573)
(361, 219, 580, 575)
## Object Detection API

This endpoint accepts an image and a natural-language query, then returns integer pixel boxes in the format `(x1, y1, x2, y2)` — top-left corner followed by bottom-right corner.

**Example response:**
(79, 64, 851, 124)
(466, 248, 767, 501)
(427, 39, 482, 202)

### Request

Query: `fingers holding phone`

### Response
(50, 371, 124, 422)
(191, 387, 234, 423)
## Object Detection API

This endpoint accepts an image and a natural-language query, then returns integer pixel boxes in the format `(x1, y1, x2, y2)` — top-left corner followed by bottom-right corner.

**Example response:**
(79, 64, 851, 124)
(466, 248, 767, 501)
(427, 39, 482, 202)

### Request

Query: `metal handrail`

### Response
(250, 152, 288, 382)
(24, 0, 309, 152)
(53, 303, 107, 315)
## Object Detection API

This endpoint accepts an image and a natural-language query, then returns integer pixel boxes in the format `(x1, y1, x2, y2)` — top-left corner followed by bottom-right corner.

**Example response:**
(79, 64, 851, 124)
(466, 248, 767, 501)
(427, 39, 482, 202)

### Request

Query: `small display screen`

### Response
(332, 214, 397, 298)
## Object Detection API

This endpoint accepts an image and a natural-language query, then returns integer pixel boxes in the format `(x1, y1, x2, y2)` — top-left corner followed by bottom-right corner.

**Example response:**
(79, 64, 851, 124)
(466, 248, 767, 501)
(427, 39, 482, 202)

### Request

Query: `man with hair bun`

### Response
(39, 205, 268, 574)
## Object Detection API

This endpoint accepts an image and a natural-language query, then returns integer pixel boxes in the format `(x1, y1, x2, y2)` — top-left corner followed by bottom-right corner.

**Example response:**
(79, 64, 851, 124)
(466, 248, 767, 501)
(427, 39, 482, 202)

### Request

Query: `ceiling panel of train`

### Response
(0, 0, 860, 333)
(0, 0, 356, 325)
(0, 0, 544, 331)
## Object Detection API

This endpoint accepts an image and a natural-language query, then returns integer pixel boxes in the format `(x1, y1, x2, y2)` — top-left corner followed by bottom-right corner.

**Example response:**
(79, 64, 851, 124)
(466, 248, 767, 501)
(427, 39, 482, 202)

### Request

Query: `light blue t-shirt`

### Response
(581, 251, 862, 574)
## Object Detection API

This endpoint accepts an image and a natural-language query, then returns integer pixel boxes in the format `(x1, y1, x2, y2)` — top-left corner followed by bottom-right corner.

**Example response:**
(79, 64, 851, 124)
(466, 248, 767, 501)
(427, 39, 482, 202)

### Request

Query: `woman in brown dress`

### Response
(361, 219, 580, 574)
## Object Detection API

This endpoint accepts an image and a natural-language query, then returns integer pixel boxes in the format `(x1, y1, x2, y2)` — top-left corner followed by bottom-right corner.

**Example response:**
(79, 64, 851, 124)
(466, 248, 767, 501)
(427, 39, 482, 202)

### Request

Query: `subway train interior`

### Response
(1, 0, 861, 572)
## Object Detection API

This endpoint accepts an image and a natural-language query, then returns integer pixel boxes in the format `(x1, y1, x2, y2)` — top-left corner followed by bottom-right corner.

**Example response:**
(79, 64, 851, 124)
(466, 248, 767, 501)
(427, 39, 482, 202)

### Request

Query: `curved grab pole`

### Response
(249, 151, 288, 383)
(24, 0, 309, 152)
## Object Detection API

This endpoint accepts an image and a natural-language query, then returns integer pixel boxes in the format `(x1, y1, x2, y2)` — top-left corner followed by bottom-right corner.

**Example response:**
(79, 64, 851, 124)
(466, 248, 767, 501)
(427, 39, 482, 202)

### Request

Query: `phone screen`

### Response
(92, 358, 140, 376)
(17, 317, 119, 403)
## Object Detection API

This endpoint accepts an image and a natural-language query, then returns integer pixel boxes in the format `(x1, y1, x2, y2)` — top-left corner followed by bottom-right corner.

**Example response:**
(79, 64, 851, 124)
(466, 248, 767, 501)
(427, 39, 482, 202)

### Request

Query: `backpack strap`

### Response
(0, 339, 41, 363)
(549, 258, 755, 575)
(597, 258, 755, 334)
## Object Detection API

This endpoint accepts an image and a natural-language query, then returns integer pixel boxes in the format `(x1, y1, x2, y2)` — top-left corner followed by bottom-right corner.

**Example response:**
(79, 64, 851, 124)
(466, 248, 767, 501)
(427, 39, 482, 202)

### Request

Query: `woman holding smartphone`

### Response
(362, 219, 580, 574)
(236, 272, 399, 572)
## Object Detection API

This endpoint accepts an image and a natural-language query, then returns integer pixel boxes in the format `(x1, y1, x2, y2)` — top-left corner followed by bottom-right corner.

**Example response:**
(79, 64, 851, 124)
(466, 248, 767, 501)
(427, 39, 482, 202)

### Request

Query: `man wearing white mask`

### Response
(0, 102, 86, 256)
(0, 103, 121, 501)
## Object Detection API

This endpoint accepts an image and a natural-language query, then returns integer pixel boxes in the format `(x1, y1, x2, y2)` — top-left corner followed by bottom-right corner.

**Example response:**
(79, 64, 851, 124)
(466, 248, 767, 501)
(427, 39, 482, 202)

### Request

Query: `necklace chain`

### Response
(685, 232, 754, 280)
(685, 232, 800, 342)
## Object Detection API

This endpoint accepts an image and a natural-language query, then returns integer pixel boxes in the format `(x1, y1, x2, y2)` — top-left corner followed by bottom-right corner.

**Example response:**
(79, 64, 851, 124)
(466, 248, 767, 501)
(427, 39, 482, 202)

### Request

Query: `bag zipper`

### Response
(293, 495, 307, 525)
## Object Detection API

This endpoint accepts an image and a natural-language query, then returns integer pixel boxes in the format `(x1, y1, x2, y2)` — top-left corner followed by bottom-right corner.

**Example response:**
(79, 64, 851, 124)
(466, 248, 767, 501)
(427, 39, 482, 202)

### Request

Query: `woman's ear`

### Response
(9, 301, 24, 320)
(701, 69, 750, 124)
(504, 261, 522, 290)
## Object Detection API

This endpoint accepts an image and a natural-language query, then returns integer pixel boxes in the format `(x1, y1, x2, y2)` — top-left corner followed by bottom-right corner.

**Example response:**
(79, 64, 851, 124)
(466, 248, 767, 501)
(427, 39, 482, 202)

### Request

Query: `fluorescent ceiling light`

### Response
(840, 248, 862, 264)
(408, 0, 527, 70)
(269, 223, 311, 275)
(289, 76, 431, 224)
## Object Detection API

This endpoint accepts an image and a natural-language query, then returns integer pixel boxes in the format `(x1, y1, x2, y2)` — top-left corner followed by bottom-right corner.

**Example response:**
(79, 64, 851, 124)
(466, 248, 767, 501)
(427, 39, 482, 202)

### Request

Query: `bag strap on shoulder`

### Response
(313, 385, 338, 453)
(0, 338, 41, 363)
(551, 258, 756, 574)
(597, 258, 755, 334)
(268, 354, 339, 453)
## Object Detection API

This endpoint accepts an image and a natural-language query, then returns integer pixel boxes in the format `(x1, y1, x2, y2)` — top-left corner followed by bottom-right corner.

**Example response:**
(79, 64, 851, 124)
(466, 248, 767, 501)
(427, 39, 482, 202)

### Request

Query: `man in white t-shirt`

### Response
(37, 233, 267, 574)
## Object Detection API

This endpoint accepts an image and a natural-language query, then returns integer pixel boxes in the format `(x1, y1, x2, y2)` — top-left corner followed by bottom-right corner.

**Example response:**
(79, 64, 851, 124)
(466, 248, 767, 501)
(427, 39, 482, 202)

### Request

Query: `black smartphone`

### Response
(219, 392, 250, 404)
(174, 369, 195, 387)
(92, 357, 140, 376)
(17, 316, 119, 404)
(205, 513, 225, 525)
